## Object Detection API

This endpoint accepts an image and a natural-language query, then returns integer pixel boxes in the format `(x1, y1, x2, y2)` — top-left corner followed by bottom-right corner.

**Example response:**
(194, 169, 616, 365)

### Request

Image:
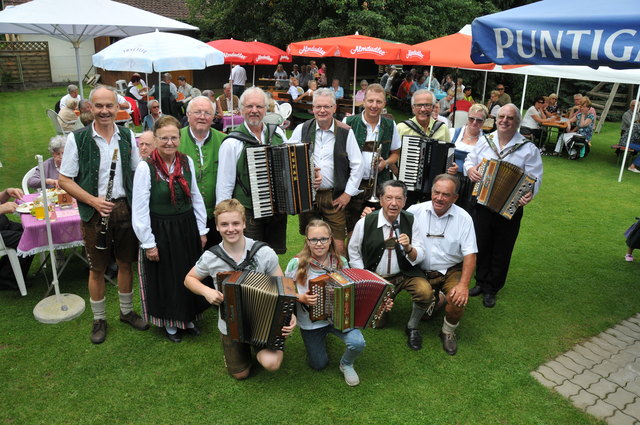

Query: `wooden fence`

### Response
(0, 41, 52, 86)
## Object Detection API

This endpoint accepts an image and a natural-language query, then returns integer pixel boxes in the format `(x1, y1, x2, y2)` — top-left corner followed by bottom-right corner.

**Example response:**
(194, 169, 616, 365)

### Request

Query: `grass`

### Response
(1, 86, 639, 425)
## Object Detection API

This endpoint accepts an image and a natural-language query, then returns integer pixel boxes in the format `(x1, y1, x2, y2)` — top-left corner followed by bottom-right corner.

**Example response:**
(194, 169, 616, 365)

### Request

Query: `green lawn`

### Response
(1, 86, 639, 425)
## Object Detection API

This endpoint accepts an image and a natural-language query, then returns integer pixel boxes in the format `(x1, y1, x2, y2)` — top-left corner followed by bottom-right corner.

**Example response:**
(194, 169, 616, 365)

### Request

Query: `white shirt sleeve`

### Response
(187, 156, 209, 236)
(215, 138, 244, 204)
(409, 216, 425, 265)
(390, 121, 402, 151)
(131, 161, 155, 248)
(59, 132, 79, 178)
(287, 124, 303, 144)
(463, 142, 481, 174)
(344, 129, 364, 196)
(347, 218, 366, 268)
(128, 129, 140, 170)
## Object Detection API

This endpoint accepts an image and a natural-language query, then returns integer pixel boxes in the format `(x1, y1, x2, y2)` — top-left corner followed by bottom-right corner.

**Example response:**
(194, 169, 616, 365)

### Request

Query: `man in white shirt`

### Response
(408, 174, 477, 355)
(216, 87, 289, 253)
(464, 104, 543, 308)
(288, 88, 364, 255)
(229, 63, 248, 98)
(59, 85, 148, 344)
(349, 180, 432, 351)
(59, 84, 81, 110)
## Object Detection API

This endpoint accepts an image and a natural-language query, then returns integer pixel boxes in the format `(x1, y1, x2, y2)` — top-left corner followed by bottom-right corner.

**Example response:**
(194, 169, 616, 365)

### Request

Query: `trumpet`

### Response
(363, 140, 382, 204)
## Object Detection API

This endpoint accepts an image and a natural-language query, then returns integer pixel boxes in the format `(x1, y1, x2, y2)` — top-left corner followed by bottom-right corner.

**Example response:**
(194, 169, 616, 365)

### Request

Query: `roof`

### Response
(2, 0, 190, 20)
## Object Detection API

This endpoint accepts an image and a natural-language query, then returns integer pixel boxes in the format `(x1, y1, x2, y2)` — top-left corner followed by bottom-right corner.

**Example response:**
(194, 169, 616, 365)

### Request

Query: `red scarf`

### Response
(150, 150, 191, 205)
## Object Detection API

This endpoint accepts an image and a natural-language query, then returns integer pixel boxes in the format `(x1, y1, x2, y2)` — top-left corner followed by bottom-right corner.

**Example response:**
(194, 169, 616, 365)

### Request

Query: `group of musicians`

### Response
(57, 82, 542, 385)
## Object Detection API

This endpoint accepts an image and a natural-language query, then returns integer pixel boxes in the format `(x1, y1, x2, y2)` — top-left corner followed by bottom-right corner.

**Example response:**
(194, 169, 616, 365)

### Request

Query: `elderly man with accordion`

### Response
(464, 104, 543, 308)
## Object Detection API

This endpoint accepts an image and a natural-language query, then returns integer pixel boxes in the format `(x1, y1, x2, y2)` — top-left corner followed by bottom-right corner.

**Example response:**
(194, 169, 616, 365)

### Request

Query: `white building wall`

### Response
(19, 34, 95, 83)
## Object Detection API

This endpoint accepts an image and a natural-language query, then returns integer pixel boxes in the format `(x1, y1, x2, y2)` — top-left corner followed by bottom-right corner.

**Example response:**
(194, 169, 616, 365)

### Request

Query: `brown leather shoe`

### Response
(439, 331, 458, 355)
(468, 285, 484, 297)
(119, 311, 150, 331)
(90, 319, 107, 344)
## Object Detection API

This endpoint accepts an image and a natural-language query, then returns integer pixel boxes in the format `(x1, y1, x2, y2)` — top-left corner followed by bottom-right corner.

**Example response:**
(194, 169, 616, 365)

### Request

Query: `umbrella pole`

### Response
(481, 71, 488, 104)
(429, 65, 434, 91)
(618, 89, 640, 182)
(520, 74, 528, 112)
(74, 41, 84, 99)
(253, 65, 256, 87)
(352, 58, 358, 115)
(158, 72, 162, 115)
(556, 77, 562, 96)
(451, 70, 458, 127)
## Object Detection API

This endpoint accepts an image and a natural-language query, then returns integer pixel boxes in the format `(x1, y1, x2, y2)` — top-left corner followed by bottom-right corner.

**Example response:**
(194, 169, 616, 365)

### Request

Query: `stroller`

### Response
(565, 134, 590, 160)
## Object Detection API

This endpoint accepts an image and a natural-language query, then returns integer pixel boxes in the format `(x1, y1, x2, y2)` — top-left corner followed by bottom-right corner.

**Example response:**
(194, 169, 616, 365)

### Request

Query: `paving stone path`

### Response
(532, 313, 640, 425)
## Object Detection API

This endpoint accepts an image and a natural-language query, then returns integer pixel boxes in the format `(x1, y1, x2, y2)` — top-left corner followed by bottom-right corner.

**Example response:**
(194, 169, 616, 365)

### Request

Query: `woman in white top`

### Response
(520, 95, 547, 140)
(451, 104, 489, 175)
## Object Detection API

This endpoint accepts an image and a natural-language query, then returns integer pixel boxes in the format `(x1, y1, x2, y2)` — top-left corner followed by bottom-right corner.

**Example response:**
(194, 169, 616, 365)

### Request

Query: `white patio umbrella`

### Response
(0, 0, 198, 98)
(92, 30, 225, 113)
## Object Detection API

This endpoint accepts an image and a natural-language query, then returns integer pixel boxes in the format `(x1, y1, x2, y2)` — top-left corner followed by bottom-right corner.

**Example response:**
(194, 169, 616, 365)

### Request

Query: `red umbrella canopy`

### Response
(249, 41, 291, 64)
(412, 32, 494, 70)
(287, 33, 428, 63)
(207, 39, 261, 64)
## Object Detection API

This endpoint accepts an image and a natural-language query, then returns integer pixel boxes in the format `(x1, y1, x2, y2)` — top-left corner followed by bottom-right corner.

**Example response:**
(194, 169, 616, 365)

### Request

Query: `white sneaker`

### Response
(339, 363, 360, 386)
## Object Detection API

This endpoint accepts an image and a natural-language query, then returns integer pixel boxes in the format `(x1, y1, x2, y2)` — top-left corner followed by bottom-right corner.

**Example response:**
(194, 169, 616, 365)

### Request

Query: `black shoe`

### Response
(90, 319, 107, 344)
(165, 329, 182, 343)
(439, 332, 458, 356)
(483, 293, 497, 308)
(405, 327, 423, 351)
(468, 286, 484, 297)
(184, 325, 201, 336)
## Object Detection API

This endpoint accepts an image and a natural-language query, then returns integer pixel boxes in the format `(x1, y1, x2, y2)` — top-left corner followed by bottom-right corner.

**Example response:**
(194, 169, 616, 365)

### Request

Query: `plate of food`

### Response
(15, 201, 35, 214)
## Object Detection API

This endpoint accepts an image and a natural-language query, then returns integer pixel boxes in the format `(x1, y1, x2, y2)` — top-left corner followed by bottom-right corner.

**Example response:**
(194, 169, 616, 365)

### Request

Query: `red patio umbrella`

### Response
(287, 33, 430, 113)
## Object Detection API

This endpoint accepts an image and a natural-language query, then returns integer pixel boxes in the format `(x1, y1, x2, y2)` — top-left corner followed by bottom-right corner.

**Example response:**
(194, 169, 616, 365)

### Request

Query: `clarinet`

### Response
(95, 148, 119, 250)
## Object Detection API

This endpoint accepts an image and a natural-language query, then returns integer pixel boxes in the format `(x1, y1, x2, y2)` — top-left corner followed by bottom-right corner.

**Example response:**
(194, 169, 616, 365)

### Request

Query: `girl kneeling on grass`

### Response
(284, 220, 365, 387)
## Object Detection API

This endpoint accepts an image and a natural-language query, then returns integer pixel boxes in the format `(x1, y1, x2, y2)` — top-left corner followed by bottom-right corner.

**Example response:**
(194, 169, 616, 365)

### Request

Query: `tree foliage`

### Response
(186, 0, 507, 48)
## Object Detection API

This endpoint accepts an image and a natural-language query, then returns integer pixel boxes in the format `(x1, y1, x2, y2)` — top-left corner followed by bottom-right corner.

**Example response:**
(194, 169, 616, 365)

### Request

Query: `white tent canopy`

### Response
(0, 0, 198, 97)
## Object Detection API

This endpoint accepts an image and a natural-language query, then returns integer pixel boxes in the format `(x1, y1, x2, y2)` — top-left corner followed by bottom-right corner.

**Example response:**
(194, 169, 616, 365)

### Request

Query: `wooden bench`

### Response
(611, 144, 638, 165)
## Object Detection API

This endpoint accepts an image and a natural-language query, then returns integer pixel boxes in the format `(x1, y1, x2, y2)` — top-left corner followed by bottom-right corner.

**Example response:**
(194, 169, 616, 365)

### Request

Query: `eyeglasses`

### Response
(190, 110, 212, 117)
(468, 117, 484, 124)
(313, 105, 334, 110)
(413, 103, 433, 109)
(497, 87, 505, 91)
(244, 104, 265, 110)
(151, 106, 160, 109)
(307, 237, 331, 245)
(157, 136, 179, 143)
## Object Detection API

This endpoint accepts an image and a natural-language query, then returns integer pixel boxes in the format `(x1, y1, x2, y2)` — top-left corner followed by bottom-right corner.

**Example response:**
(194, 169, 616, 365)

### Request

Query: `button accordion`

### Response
(472, 158, 537, 220)
(308, 268, 394, 331)
(218, 271, 296, 350)
(246, 143, 314, 219)
(398, 135, 455, 193)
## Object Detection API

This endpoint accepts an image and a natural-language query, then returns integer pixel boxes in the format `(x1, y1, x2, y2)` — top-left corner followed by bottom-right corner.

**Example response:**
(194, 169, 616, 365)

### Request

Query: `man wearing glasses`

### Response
(288, 88, 364, 255)
(407, 174, 477, 355)
(464, 104, 543, 308)
(349, 180, 432, 351)
(179, 96, 226, 248)
(496, 84, 511, 106)
(216, 87, 289, 254)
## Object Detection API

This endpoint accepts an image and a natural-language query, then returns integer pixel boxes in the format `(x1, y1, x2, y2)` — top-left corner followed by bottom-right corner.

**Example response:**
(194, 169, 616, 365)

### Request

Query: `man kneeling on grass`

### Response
(184, 199, 296, 379)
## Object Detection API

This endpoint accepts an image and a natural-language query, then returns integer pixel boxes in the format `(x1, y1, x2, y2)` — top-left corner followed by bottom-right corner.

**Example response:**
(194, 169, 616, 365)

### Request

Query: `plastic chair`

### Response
(0, 232, 27, 296)
(452, 110, 468, 129)
(46, 109, 80, 136)
(278, 102, 292, 120)
(115, 80, 127, 95)
(263, 112, 284, 126)
(22, 166, 37, 193)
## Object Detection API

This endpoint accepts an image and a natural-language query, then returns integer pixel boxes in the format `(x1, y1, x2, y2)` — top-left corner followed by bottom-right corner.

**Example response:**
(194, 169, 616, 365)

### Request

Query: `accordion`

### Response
(398, 135, 455, 193)
(219, 271, 296, 350)
(473, 159, 537, 220)
(246, 143, 313, 219)
(308, 268, 394, 331)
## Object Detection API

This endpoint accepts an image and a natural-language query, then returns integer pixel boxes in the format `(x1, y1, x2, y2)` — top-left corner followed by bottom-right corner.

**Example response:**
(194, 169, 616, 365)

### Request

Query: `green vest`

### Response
(147, 154, 193, 215)
(361, 209, 425, 278)
(230, 123, 284, 210)
(178, 127, 225, 218)
(345, 113, 394, 183)
(73, 125, 133, 222)
(300, 119, 350, 200)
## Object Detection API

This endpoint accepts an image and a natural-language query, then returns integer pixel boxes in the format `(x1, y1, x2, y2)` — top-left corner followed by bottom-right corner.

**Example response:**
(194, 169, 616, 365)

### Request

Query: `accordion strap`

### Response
(209, 241, 268, 271)
(402, 119, 444, 139)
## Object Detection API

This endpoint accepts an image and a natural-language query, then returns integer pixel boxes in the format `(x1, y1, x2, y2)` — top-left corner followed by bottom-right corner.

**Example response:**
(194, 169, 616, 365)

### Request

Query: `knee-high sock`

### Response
(118, 291, 133, 314)
(90, 297, 106, 320)
(407, 303, 426, 329)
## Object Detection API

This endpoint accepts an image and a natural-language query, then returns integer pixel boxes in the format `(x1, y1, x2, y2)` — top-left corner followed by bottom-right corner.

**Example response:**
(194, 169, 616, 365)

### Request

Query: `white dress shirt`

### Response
(463, 130, 543, 196)
(348, 211, 424, 277)
(288, 121, 364, 196)
(60, 122, 140, 200)
(229, 65, 247, 86)
(131, 156, 208, 249)
(343, 114, 402, 180)
(216, 122, 288, 204)
(59, 93, 82, 110)
(408, 202, 477, 274)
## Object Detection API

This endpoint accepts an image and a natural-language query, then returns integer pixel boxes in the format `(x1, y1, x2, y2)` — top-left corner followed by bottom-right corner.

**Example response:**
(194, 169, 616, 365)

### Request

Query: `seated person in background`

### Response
(59, 84, 81, 110)
(58, 98, 80, 132)
(423, 70, 440, 91)
(288, 77, 303, 101)
(79, 111, 94, 127)
(285, 220, 367, 386)
(384, 69, 398, 93)
(432, 103, 451, 128)
(184, 199, 296, 380)
(354, 79, 368, 103)
(441, 74, 453, 93)
(28, 135, 66, 189)
(546, 93, 560, 116)
(216, 83, 239, 116)
(297, 80, 317, 103)
(496, 84, 511, 105)
(274, 63, 288, 80)
(177, 76, 201, 105)
(462, 87, 474, 102)
(298, 65, 313, 90)
(486, 90, 501, 119)
(330, 79, 344, 100)
(622, 100, 637, 136)
(568, 93, 583, 119)
(439, 90, 454, 117)
(396, 74, 413, 100)
(555, 96, 595, 156)
(290, 64, 300, 79)
(126, 74, 148, 118)
(412, 75, 427, 92)
(0, 187, 33, 292)
(620, 119, 640, 173)
(317, 63, 328, 86)
(380, 66, 393, 89)
(137, 131, 154, 160)
(520, 96, 547, 141)
(78, 99, 92, 114)
(202, 90, 224, 131)
(142, 100, 163, 132)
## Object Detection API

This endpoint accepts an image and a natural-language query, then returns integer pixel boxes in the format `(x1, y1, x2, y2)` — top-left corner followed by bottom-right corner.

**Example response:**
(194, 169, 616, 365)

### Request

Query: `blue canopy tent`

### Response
(470, 0, 640, 181)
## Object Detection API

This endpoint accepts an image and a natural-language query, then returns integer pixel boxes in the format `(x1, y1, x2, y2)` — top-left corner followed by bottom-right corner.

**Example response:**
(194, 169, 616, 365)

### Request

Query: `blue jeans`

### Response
(629, 143, 640, 167)
(300, 325, 365, 370)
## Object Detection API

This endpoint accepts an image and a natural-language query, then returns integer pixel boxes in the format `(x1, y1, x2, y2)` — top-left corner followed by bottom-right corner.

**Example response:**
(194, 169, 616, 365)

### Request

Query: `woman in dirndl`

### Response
(132, 115, 209, 342)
